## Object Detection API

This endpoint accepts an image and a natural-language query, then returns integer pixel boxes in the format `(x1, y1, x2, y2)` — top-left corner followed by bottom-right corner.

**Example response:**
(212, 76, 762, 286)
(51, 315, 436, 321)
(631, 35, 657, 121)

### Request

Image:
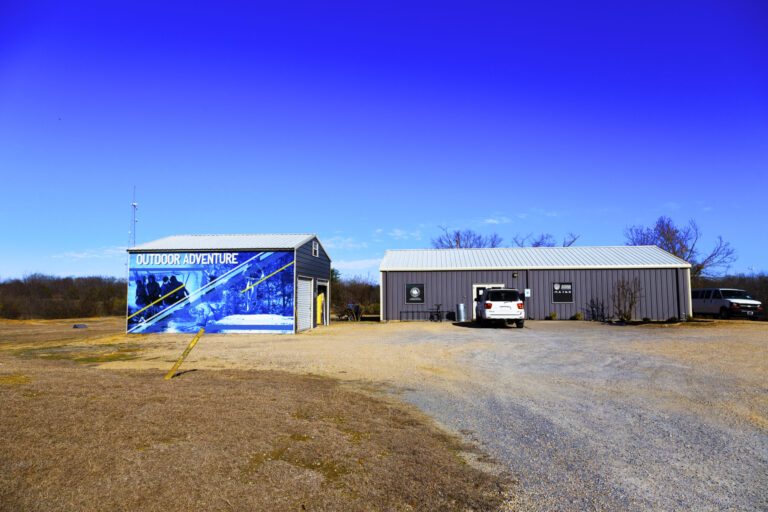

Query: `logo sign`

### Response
(552, 282, 573, 303)
(524, 288, 531, 298)
(405, 283, 425, 304)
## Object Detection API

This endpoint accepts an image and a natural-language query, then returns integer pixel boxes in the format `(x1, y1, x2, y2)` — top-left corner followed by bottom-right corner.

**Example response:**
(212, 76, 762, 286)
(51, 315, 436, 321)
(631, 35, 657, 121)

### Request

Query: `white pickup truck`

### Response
(475, 288, 525, 328)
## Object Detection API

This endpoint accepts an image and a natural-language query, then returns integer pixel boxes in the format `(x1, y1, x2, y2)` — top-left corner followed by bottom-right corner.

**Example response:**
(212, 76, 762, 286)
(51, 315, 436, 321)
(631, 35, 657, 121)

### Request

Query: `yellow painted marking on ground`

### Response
(128, 284, 185, 320)
(164, 328, 205, 380)
(240, 261, 294, 293)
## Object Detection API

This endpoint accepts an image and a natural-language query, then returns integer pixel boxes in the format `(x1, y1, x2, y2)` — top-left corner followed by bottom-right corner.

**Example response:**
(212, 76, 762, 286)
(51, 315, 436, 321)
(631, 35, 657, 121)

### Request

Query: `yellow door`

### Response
(317, 293, 324, 325)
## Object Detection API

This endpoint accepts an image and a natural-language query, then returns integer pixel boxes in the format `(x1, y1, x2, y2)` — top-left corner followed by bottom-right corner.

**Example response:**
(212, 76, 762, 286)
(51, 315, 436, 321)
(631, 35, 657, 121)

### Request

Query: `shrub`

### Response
(612, 277, 643, 323)
(547, 312, 558, 320)
(570, 312, 583, 320)
(586, 298, 608, 322)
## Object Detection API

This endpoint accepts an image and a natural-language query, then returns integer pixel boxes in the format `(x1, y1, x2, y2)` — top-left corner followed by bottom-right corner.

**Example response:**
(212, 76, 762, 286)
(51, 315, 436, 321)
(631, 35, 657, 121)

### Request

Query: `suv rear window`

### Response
(487, 290, 520, 301)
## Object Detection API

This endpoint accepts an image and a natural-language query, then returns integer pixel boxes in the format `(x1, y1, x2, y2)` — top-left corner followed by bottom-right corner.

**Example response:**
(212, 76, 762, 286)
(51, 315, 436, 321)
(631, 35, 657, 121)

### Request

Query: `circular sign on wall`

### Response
(405, 283, 425, 304)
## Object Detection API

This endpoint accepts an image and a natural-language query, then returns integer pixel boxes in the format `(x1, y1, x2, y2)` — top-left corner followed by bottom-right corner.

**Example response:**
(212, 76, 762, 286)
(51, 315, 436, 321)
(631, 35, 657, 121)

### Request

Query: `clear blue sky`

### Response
(1, 1, 766, 280)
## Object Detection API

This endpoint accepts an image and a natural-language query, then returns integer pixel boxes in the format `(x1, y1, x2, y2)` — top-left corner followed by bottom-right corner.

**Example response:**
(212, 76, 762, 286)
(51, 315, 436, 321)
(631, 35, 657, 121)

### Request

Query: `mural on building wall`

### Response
(126, 251, 294, 334)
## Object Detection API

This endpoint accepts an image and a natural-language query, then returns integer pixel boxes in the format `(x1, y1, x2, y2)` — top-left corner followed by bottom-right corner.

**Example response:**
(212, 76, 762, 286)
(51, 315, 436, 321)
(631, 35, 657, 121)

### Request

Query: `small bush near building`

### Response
(547, 312, 558, 320)
(570, 312, 583, 320)
(613, 277, 643, 323)
(586, 298, 609, 322)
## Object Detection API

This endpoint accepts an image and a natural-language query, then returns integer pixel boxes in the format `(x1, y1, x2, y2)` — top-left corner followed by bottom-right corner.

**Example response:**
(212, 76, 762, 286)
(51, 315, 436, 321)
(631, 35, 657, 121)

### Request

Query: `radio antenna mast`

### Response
(129, 186, 138, 247)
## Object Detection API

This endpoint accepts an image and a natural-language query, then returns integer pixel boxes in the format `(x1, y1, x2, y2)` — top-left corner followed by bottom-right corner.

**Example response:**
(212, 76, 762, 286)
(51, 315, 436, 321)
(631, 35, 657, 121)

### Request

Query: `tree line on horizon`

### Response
(0, 274, 127, 319)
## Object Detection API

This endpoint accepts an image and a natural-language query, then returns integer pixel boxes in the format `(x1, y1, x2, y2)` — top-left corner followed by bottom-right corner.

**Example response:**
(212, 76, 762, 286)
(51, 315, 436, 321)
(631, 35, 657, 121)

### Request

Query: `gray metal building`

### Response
(379, 246, 692, 322)
(126, 234, 331, 334)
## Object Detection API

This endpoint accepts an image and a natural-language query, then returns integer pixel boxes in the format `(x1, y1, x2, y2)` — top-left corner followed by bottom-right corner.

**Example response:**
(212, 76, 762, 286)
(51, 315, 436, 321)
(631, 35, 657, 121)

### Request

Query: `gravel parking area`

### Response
(403, 321, 767, 511)
(4, 318, 766, 511)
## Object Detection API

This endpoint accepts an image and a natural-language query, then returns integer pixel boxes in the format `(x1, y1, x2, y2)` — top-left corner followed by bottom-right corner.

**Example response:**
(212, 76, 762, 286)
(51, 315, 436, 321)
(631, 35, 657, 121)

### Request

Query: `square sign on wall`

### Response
(552, 282, 573, 303)
(405, 283, 425, 304)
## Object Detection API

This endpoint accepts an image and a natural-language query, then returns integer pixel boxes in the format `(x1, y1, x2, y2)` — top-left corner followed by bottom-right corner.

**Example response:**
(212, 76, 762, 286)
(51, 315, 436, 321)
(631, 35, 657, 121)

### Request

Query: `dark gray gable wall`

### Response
(295, 237, 332, 328)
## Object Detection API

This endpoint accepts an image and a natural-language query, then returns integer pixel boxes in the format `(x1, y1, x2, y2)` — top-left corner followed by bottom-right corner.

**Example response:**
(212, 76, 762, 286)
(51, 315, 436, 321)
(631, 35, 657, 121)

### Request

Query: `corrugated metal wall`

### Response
(295, 237, 331, 328)
(382, 268, 689, 321)
(383, 270, 526, 321)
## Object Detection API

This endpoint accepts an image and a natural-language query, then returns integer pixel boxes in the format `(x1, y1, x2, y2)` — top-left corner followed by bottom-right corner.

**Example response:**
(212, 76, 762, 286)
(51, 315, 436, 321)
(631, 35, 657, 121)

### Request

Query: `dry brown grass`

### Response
(0, 353, 506, 511)
(0, 317, 129, 349)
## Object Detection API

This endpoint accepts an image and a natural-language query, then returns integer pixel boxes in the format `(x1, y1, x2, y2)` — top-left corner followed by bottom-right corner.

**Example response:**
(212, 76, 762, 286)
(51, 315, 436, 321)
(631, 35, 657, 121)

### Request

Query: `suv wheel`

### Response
(515, 320, 524, 328)
(719, 307, 730, 320)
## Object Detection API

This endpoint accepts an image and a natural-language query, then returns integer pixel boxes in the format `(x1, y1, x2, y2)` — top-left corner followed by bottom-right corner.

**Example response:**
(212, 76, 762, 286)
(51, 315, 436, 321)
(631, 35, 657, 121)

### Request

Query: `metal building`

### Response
(379, 246, 692, 322)
(126, 234, 331, 334)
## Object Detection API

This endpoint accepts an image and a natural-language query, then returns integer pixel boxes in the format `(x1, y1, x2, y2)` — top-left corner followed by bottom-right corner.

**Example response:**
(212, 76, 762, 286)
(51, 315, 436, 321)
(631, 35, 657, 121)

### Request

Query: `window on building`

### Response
(312, 241, 319, 257)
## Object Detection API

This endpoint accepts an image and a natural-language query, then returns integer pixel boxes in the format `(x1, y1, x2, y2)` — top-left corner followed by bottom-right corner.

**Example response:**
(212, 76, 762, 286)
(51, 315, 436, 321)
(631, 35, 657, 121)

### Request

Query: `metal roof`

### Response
(379, 246, 691, 271)
(128, 234, 317, 252)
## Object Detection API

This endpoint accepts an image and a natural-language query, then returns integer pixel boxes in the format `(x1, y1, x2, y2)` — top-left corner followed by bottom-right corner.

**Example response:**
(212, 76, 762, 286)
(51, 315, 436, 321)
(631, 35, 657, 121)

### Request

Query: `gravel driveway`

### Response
(399, 321, 768, 511)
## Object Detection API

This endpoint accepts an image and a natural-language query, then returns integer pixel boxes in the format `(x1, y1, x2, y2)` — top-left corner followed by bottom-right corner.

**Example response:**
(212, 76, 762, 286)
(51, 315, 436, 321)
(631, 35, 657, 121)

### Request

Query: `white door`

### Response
(297, 278, 313, 332)
(472, 283, 504, 319)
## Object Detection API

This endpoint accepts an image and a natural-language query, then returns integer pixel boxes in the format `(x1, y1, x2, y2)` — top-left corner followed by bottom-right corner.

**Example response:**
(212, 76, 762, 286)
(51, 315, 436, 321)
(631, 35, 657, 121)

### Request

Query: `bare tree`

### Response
(624, 216, 735, 281)
(431, 227, 502, 249)
(512, 232, 580, 247)
(562, 232, 580, 247)
(612, 277, 642, 323)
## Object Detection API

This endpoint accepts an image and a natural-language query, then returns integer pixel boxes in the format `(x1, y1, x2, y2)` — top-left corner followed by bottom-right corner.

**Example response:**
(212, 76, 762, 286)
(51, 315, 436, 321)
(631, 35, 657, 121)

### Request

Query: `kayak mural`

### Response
(126, 251, 294, 334)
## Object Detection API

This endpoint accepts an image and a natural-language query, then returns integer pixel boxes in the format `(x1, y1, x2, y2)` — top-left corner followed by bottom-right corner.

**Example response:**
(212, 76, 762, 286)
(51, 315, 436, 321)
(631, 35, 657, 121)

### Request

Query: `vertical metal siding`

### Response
(295, 237, 331, 328)
(383, 268, 686, 321)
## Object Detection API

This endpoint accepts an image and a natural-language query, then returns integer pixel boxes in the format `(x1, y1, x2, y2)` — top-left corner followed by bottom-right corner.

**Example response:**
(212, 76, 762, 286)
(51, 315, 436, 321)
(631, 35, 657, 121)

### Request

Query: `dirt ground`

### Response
(0, 319, 507, 512)
(0, 318, 487, 387)
(1, 317, 766, 511)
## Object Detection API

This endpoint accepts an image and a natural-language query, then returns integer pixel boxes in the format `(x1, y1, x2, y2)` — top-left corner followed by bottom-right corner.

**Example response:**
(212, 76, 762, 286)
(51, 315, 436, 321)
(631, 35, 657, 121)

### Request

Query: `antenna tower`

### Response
(129, 186, 138, 247)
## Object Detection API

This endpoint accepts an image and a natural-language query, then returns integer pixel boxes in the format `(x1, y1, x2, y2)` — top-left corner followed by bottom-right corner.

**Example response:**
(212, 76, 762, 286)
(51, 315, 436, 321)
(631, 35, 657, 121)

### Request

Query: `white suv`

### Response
(692, 288, 763, 319)
(475, 288, 525, 328)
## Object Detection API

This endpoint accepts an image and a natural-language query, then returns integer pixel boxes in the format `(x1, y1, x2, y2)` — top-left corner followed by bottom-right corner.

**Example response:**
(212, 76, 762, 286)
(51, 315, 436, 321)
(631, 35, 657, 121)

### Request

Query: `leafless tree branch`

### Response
(624, 216, 736, 281)
(431, 227, 502, 249)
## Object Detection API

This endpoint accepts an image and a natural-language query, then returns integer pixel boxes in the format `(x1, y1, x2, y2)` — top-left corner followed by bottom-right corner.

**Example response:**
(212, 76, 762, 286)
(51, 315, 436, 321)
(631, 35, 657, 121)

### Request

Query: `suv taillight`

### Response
(517, 303, 524, 309)
(485, 303, 493, 309)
